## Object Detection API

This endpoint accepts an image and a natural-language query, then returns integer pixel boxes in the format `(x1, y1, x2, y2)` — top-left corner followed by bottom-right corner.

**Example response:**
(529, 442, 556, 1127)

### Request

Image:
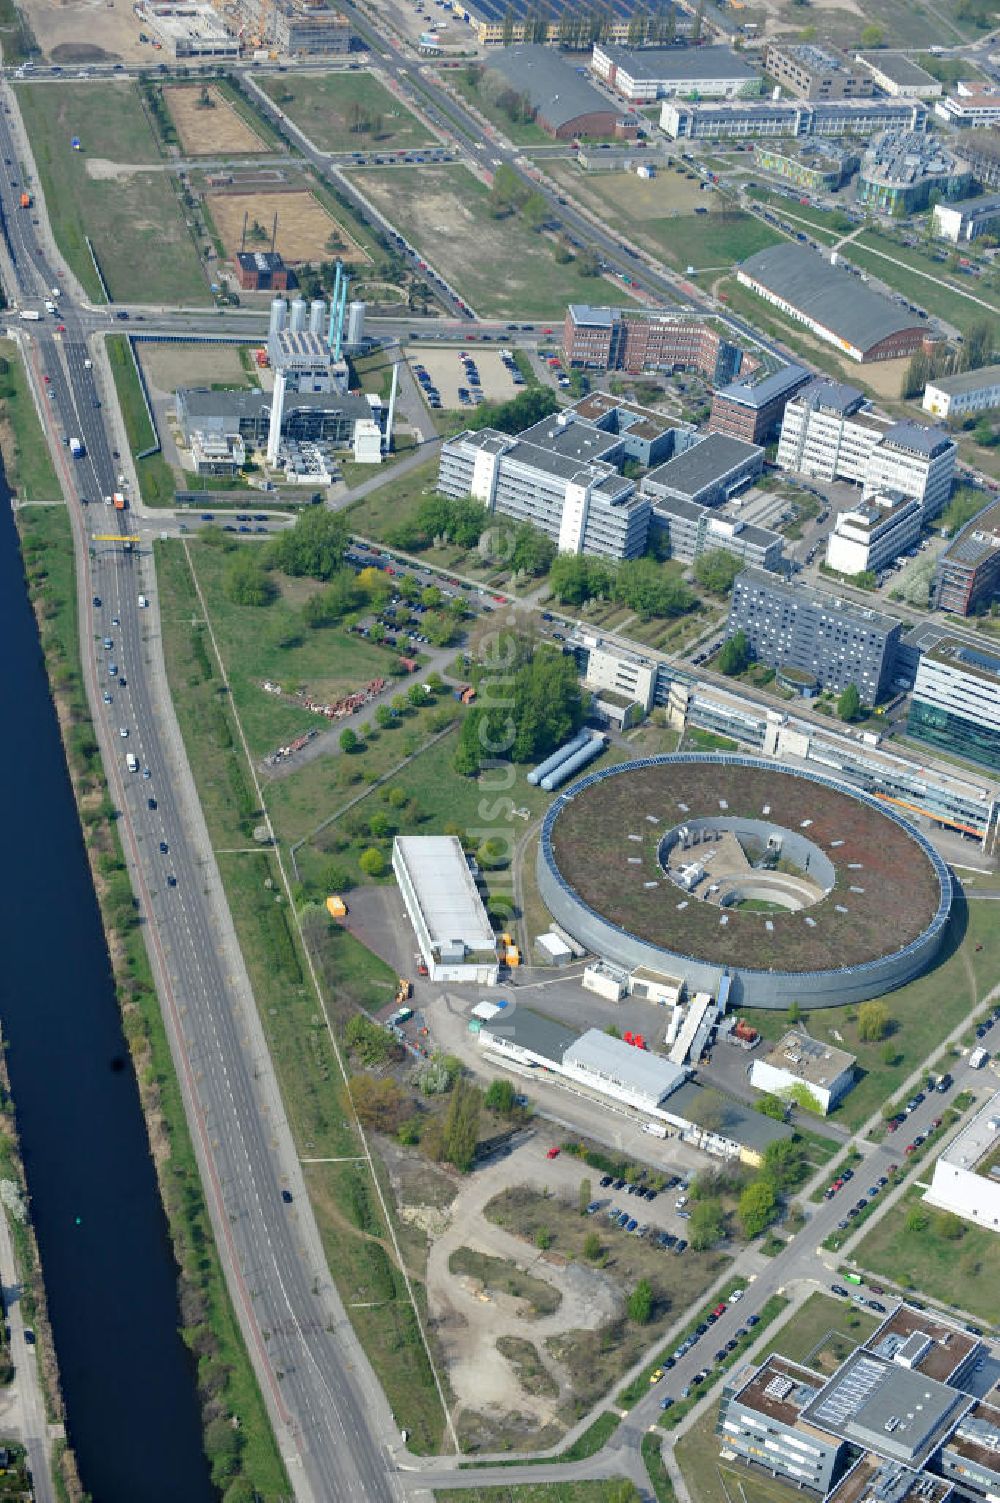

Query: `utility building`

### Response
(749, 1029, 856, 1115)
(392, 836, 498, 985)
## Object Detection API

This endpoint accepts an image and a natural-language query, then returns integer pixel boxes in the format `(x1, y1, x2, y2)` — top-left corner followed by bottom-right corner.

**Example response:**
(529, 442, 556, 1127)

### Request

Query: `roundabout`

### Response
(537, 754, 953, 1008)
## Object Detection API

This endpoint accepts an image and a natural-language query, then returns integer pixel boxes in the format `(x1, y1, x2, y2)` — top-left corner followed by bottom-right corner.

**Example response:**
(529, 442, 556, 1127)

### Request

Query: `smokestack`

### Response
(266, 369, 286, 467)
(333, 272, 350, 361)
(271, 211, 278, 255)
(240, 209, 248, 254)
(269, 297, 287, 336)
(327, 261, 343, 348)
(385, 361, 399, 455)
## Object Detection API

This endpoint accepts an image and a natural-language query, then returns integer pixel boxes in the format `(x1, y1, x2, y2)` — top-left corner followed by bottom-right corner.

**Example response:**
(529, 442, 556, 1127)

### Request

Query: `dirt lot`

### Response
(206, 188, 370, 267)
(140, 341, 256, 397)
(551, 161, 708, 222)
(21, 0, 149, 62)
(164, 86, 268, 156)
(408, 344, 521, 410)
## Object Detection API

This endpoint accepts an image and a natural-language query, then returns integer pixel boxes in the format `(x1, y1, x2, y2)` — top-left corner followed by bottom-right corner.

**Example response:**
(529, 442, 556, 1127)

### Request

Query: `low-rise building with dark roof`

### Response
(642, 431, 764, 508)
(648, 492, 784, 571)
(940, 1401, 1000, 1501)
(235, 250, 291, 291)
(855, 51, 943, 99)
(737, 243, 929, 363)
(483, 44, 638, 138)
(709, 362, 811, 443)
(591, 41, 761, 103)
(176, 386, 382, 447)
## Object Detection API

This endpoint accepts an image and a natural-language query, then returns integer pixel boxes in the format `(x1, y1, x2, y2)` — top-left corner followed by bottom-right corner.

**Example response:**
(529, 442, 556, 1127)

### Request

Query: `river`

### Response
(1, 485, 213, 1503)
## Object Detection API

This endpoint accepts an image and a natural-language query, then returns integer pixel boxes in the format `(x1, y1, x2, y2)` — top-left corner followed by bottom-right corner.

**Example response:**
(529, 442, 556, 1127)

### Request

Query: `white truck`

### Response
(642, 1121, 668, 1139)
(125, 753, 138, 773)
(69, 437, 84, 459)
(138, 594, 148, 609)
(970, 1046, 989, 1069)
(19, 309, 40, 321)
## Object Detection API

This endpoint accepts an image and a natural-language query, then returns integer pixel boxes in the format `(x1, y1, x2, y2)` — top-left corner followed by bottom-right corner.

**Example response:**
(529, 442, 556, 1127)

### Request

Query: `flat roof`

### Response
(600, 43, 758, 83)
(739, 243, 924, 355)
(393, 835, 496, 953)
(938, 1088, 1000, 1177)
(828, 1454, 952, 1503)
(945, 1402, 1000, 1477)
(881, 420, 953, 459)
(803, 1352, 969, 1463)
(731, 1353, 826, 1428)
(924, 637, 1000, 685)
(643, 433, 762, 496)
(177, 386, 371, 421)
(485, 44, 620, 129)
(564, 1029, 687, 1102)
(865, 1304, 981, 1384)
(735, 566, 902, 633)
(479, 1006, 578, 1063)
(667, 1080, 794, 1151)
(927, 361, 1000, 396)
(760, 1029, 855, 1086)
(856, 51, 940, 88)
(518, 412, 624, 463)
(714, 362, 810, 409)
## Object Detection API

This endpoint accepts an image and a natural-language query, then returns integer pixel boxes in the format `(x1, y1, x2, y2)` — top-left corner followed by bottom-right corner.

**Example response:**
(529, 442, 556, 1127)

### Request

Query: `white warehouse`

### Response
(392, 835, 499, 984)
(926, 1090, 1000, 1231)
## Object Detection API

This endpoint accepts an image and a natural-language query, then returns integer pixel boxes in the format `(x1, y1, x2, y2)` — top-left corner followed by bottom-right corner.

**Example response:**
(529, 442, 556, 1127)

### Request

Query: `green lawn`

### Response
(17, 82, 209, 304)
(0, 340, 60, 500)
(105, 335, 176, 507)
(744, 187, 853, 245)
(438, 1485, 642, 1502)
(853, 1185, 1000, 1323)
(446, 70, 553, 146)
(847, 232, 1000, 335)
(640, 210, 783, 272)
(343, 164, 639, 319)
(759, 1292, 878, 1369)
(675, 1400, 809, 1503)
(742, 896, 1000, 1130)
(258, 71, 433, 154)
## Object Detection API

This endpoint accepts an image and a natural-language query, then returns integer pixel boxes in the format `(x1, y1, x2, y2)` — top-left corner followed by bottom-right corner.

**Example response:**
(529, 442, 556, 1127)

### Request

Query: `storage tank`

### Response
(269, 297, 287, 336)
(527, 729, 591, 786)
(347, 299, 366, 346)
(540, 733, 606, 792)
(309, 298, 326, 335)
(288, 297, 307, 333)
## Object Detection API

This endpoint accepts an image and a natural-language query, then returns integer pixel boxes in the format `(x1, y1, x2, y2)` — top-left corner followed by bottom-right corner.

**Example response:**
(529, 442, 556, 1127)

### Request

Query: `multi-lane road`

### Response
(0, 83, 405, 1503)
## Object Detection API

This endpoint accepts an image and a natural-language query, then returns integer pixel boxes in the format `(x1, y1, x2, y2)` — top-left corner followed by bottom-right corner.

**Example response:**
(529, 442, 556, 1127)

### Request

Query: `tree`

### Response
(959, 317, 996, 373)
(223, 553, 275, 607)
(268, 508, 348, 579)
(857, 1000, 891, 1042)
(339, 728, 360, 754)
(837, 683, 863, 722)
(578, 1177, 592, 1215)
(627, 1278, 654, 1324)
(441, 1079, 481, 1172)
(204, 1417, 242, 1485)
(344, 1013, 400, 1066)
(756, 1094, 787, 1121)
(859, 21, 884, 45)
(718, 629, 751, 677)
(535, 1226, 552, 1250)
(694, 550, 742, 596)
(349, 1074, 406, 1132)
(762, 1138, 806, 1192)
(583, 1229, 602, 1261)
(375, 704, 394, 729)
(484, 1078, 516, 1113)
(738, 1179, 778, 1239)
(689, 1198, 725, 1251)
(905, 1205, 929, 1234)
(321, 860, 353, 894)
(935, 1211, 965, 1240)
(467, 386, 558, 437)
(903, 349, 930, 399)
(358, 847, 385, 878)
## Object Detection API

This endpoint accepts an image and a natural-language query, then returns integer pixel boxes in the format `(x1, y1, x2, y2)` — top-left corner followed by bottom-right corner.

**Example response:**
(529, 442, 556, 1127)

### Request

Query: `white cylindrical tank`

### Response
(289, 297, 307, 333)
(347, 299, 366, 346)
(527, 729, 591, 786)
(540, 734, 606, 792)
(269, 297, 287, 336)
(309, 298, 326, 335)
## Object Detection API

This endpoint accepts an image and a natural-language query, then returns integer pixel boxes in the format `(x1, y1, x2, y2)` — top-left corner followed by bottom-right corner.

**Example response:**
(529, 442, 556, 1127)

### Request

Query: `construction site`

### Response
(143, 0, 351, 59)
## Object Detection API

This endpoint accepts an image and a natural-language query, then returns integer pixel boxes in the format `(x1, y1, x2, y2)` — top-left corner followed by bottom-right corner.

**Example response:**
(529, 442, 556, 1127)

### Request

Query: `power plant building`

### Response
(175, 386, 386, 450)
(236, 250, 291, 291)
(267, 327, 348, 394)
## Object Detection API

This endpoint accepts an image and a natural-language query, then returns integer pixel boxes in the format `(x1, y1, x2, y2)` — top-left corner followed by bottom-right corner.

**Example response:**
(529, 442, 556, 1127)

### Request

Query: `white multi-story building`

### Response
(826, 492, 922, 577)
(935, 83, 1000, 127)
(777, 380, 955, 520)
(927, 1090, 1000, 1232)
(932, 192, 1000, 243)
(923, 363, 1000, 419)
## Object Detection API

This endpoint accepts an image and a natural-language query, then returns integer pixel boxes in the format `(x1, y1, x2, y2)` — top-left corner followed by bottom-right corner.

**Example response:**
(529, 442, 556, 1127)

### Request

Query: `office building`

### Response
(932, 192, 1000, 244)
(232, 0, 350, 53)
(709, 363, 811, 444)
(719, 1354, 840, 1490)
(642, 432, 764, 508)
(826, 493, 922, 578)
(854, 52, 943, 99)
(927, 1090, 1000, 1232)
(392, 836, 498, 985)
(569, 389, 689, 467)
(738, 244, 928, 364)
(936, 83, 1000, 128)
(932, 498, 1000, 615)
(579, 636, 657, 718)
(661, 96, 926, 140)
(726, 569, 902, 703)
(862, 424, 956, 522)
(267, 328, 347, 394)
(437, 423, 649, 560)
(591, 42, 761, 103)
(650, 495, 784, 570)
(175, 386, 384, 450)
(764, 41, 875, 99)
(908, 638, 1000, 772)
(802, 1352, 969, 1468)
(941, 1403, 1000, 1501)
(856, 132, 972, 216)
(750, 1030, 855, 1115)
(752, 139, 858, 192)
(923, 364, 1000, 419)
(562, 304, 750, 385)
(483, 44, 638, 138)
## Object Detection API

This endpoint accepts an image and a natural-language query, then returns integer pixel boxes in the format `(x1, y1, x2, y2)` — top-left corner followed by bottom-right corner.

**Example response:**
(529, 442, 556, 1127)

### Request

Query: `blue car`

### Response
(626, 1218, 638, 1233)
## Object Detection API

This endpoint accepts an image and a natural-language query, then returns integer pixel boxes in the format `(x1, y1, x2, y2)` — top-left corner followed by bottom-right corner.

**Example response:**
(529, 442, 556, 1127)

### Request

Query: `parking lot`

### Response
(408, 343, 524, 411)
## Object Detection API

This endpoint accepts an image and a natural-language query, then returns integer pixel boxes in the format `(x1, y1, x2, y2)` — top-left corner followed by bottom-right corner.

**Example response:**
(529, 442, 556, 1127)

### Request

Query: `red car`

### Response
(905, 1142, 917, 1154)
(43, 374, 50, 384)
(545, 1146, 560, 1160)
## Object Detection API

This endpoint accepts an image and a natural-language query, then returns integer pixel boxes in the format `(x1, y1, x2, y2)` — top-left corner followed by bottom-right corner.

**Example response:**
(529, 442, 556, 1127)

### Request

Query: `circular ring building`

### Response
(537, 754, 952, 1009)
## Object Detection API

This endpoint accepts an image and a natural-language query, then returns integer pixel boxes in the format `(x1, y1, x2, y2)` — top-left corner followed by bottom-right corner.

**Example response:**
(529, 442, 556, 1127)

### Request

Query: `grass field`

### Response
(853, 1185, 1000, 1323)
(105, 334, 176, 508)
(744, 187, 853, 246)
(438, 1484, 643, 1502)
(206, 187, 370, 267)
(743, 895, 1000, 1130)
(760, 1293, 878, 1369)
(17, 82, 209, 305)
(164, 85, 268, 155)
(0, 341, 59, 501)
(447, 70, 554, 146)
(846, 232, 1000, 336)
(344, 164, 638, 319)
(259, 71, 433, 155)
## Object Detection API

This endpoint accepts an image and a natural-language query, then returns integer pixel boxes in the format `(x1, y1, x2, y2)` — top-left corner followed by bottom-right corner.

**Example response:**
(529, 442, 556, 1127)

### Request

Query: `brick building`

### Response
(562, 304, 750, 385)
(235, 250, 291, 292)
(709, 364, 811, 444)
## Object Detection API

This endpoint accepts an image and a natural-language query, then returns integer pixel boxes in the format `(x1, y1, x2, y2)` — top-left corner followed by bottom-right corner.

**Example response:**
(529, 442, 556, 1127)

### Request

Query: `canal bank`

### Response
(6, 489, 216, 1503)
